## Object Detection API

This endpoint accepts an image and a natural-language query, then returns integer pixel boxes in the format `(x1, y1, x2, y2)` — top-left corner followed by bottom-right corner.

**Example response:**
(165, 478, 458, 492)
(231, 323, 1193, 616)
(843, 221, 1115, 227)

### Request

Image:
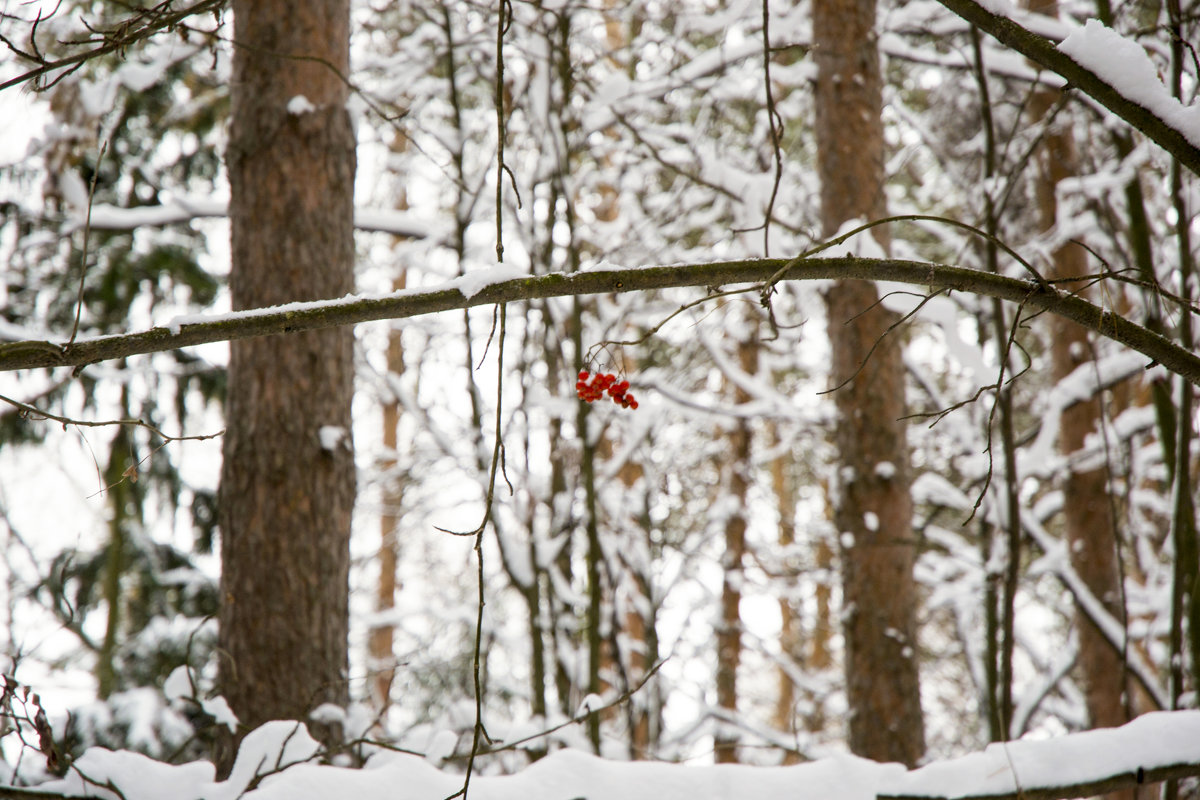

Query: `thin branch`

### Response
(67, 139, 108, 348)
(473, 659, 668, 757)
(0, 391, 223, 443)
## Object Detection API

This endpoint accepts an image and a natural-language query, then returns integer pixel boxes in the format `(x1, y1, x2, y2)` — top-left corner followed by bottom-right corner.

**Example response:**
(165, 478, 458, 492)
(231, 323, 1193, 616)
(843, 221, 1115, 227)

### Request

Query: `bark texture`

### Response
(218, 0, 356, 769)
(814, 0, 926, 766)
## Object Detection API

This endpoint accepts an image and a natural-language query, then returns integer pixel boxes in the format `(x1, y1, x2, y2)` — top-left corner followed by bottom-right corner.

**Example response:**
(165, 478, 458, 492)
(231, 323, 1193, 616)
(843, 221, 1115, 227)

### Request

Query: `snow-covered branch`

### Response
(2, 257, 1198, 385)
(69, 198, 440, 240)
(880, 711, 1200, 800)
(935, 0, 1200, 176)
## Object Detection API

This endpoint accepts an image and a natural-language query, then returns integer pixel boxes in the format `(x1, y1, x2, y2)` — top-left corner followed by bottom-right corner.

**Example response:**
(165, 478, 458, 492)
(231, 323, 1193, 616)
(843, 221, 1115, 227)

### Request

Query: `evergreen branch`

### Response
(1, 257, 1197, 386)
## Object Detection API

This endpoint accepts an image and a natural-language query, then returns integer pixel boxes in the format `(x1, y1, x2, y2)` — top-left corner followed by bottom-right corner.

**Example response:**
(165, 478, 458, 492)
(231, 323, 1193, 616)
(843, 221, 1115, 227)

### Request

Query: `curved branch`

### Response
(934, 0, 1200, 176)
(0, 257, 1196, 385)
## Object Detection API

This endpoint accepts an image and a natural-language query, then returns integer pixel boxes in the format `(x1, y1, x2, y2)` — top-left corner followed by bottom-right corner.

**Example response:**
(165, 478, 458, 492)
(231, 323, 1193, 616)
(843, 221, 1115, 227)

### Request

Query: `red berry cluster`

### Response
(576, 370, 638, 409)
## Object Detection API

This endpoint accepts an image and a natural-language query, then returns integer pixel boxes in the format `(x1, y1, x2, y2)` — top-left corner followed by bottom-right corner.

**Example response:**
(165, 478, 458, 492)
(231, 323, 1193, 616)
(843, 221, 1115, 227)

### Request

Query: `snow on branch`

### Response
(1, 257, 1197, 385)
(935, 0, 1200, 176)
(880, 711, 1200, 800)
(69, 198, 441, 240)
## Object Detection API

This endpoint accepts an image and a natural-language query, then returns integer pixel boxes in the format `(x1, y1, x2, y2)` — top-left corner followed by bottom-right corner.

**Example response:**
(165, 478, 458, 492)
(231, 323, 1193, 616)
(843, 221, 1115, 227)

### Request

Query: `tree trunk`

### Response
(369, 281, 407, 720)
(771, 423, 800, 761)
(714, 329, 758, 764)
(217, 0, 356, 771)
(1027, 4, 1132, 787)
(814, 0, 925, 767)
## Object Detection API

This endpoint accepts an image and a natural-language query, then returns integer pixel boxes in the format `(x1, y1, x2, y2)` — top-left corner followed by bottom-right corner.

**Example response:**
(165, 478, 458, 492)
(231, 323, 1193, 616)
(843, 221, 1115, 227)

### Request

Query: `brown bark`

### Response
(369, 276, 407, 719)
(815, 0, 925, 767)
(714, 331, 758, 764)
(771, 426, 800, 758)
(593, 428, 658, 759)
(1026, 11, 1132, 792)
(217, 0, 356, 771)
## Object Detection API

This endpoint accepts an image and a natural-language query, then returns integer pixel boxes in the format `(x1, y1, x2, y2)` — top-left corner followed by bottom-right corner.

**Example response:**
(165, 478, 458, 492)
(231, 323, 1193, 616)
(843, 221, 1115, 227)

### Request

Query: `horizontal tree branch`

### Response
(881, 760, 1200, 800)
(880, 710, 1200, 800)
(64, 199, 438, 239)
(0, 787, 73, 800)
(936, 0, 1200, 176)
(0, 257, 1195, 386)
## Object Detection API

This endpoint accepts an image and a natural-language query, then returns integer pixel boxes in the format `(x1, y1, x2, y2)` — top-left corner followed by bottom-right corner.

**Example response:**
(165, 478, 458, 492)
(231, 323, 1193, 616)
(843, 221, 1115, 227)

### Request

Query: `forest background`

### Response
(0, 0, 1198, 798)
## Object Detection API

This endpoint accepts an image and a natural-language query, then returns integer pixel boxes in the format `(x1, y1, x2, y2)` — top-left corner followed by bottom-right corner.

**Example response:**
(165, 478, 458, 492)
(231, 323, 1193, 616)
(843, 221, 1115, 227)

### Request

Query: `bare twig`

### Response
(0, 391, 223, 443)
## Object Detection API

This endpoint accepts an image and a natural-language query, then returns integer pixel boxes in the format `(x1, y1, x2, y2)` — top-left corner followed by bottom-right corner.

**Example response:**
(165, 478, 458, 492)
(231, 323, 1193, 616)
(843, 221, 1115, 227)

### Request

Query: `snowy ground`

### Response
(33, 710, 1200, 800)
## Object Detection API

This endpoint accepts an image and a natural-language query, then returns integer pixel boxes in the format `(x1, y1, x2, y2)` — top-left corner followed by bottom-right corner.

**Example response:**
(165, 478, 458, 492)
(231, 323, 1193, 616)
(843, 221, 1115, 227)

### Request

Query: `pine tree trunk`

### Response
(771, 424, 800, 760)
(814, 0, 926, 767)
(714, 330, 758, 764)
(217, 0, 357, 771)
(370, 284, 407, 719)
(1027, 16, 1132, 794)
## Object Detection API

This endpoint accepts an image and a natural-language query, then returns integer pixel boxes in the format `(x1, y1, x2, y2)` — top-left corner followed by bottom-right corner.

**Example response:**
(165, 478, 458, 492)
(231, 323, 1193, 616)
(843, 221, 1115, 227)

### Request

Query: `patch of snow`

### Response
(163, 666, 192, 703)
(576, 693, 603, 716)
(863, 512, 879, 532)
(309, 703, 347, 725)
(57, 170, 90, 210)
(424, 730, 458, 765)
(319, 426, 348, 452)
(36, 747, 216, 800)
(454, 265, 527, 300)
(118, 61, 168, 92)
(288, 95, 318, 115)
(201, 695, 238, 733)
(974, 0, 1017, 14)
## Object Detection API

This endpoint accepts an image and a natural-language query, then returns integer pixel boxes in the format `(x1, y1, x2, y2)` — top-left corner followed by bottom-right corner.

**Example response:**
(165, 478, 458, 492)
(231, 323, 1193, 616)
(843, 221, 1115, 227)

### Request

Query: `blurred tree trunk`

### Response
(98, 388, 140, 700)
(814, 0, 926, 767)
(369, 272, 407, 720)
(714, 328, 758, 764)
(1027, 7, 1133, 792)
(217, 0, 356, 771)
(772, 423, 800, 761)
